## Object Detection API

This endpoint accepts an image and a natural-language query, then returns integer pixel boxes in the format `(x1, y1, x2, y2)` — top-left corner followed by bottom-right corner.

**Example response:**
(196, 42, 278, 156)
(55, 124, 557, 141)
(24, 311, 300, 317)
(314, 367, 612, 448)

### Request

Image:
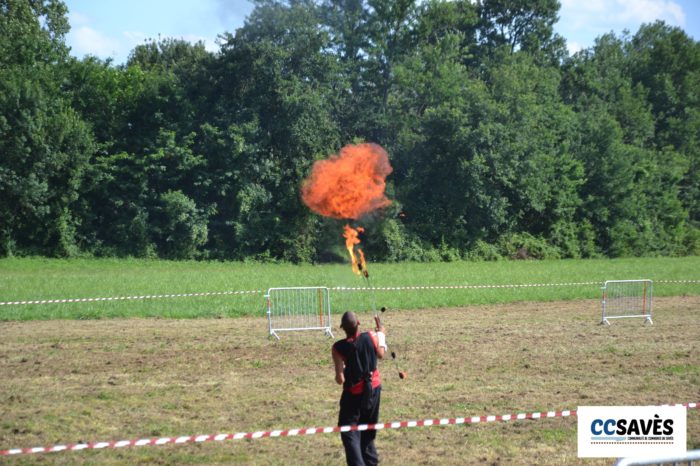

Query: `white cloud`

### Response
(559, 0, 686, 28)
(214, 0, 254, 28)
(180, 34, 220, 53)
(557, 0, 687, 54)
(617, 0, 685, 26)
(123, 30, 148, 43)
(123, 30, 150, 49)
(566, 41, 583, 55)
(68, 11, 90, 27)
(68, 26, 122, 59)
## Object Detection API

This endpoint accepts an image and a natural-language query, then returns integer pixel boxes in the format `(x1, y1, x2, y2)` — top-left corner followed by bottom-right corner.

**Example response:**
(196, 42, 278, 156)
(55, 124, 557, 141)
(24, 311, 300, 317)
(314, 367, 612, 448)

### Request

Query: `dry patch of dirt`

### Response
(1, 297, 698, 465)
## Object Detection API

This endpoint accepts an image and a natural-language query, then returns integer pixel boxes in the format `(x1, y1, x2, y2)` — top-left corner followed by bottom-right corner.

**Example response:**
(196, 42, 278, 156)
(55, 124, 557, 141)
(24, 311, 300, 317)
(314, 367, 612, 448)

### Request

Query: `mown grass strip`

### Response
(0, 256, 698, 320)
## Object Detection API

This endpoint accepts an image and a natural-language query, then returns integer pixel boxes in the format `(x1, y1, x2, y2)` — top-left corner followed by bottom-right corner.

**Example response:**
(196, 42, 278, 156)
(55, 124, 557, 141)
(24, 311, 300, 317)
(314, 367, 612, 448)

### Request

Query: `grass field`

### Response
(1, 256, 699, 320)
(1, 296, 698, 465)
(1, 257, 699, 464)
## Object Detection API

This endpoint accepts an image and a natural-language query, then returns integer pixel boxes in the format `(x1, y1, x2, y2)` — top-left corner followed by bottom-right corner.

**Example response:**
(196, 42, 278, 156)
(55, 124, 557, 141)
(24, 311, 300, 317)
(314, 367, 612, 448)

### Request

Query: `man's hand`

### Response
(375, 316, 387, 359)
(332, 348, 345, 385)
(374, 315, 385, 334)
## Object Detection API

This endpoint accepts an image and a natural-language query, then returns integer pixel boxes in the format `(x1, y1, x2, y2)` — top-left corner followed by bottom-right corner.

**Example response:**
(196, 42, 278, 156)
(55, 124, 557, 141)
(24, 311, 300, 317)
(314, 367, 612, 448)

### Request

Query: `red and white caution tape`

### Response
(656, 280, 700, 284)
(1, 280, 698, 306)
(1, 403, 696, 456)
(333, 279, 700, 292)
(0, 289, 263, 306)
(331, 281, 600, 291)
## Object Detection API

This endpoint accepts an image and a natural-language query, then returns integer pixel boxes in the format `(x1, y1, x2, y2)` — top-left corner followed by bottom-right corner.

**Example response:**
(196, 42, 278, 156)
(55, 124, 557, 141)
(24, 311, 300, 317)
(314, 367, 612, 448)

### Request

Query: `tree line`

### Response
(1, 0, 698, 262)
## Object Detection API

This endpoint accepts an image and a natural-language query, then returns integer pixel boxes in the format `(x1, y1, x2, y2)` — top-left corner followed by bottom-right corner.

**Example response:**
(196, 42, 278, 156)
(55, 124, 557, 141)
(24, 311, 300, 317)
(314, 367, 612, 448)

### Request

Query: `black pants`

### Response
(338, 385, 381, 466)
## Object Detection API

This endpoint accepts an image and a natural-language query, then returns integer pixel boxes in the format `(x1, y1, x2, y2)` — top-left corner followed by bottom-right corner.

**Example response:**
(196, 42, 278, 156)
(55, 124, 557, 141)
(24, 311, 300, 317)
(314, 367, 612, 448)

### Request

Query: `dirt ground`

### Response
(1, 297, 699, 465)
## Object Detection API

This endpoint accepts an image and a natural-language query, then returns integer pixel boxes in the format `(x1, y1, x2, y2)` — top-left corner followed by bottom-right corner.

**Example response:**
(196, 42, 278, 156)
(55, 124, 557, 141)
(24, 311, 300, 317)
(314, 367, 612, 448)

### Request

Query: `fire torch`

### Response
(344, 225, 407, 380)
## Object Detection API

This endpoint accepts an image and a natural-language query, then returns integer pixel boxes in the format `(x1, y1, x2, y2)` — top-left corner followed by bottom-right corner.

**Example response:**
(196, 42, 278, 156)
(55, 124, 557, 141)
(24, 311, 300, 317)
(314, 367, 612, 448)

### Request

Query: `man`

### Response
(332, 311, 387, 466)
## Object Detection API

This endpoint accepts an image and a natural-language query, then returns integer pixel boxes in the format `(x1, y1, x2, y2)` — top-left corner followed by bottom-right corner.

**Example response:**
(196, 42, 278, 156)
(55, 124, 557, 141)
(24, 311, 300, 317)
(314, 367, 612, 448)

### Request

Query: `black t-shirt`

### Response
(333, 331, 381, 394)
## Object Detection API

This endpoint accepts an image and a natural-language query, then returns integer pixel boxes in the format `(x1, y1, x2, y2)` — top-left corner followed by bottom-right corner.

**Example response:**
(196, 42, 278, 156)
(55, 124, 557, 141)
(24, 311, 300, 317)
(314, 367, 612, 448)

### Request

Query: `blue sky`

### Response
(64, 0, 699, 63)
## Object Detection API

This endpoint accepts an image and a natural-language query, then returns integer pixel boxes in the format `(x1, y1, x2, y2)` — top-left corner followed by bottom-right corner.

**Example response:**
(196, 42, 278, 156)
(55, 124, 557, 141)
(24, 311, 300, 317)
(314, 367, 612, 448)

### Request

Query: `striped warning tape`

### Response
(1, 280, 698, 306)
(0, 289, 263, 306)
(332, 281, 600, 291)
(1, 402, 696, 456)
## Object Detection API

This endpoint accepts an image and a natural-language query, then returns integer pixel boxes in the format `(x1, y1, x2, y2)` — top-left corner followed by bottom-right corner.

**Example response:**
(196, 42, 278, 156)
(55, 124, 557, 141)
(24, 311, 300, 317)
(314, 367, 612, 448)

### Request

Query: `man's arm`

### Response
(332, 348, 345, 385)
(375, 316, 387, 359)
(375, 337, 386, 359)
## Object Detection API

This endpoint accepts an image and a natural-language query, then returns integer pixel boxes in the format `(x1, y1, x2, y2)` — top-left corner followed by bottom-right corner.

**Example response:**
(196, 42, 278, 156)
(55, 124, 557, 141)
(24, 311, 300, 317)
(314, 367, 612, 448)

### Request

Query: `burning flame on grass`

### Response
(301, 143, 393, 274)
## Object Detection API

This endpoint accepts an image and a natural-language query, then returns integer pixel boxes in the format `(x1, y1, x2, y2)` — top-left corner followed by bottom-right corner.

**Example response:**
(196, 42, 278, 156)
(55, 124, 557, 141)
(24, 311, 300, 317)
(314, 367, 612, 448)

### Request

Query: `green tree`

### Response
(4, 0, 697, 261)
(154, 190, 208, 259)
(78, 151, 153, 256)
(476, 0, 567, 64)
(127, 38, 216, 138)
(211, 0, 341, 261)
(75, 130, 210, 257)
(412, 0, 478, 62)
(628, 23, 700, 237)
(561, 32, 691, 256)
(63, 38, 219, 257)
(483, 54, 583, 256)
(0, 0, 94, 256)
(391, 25, 583, 257)
(320, 0, 420, 141)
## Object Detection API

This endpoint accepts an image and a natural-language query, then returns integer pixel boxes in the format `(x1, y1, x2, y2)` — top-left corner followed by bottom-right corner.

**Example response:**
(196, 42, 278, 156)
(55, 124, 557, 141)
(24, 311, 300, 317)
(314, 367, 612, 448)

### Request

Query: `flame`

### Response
(358, 249, 367, 276)
(302, 143, 391, 276)
(301, 143, 393, 220)
(343, 224, 367, 276)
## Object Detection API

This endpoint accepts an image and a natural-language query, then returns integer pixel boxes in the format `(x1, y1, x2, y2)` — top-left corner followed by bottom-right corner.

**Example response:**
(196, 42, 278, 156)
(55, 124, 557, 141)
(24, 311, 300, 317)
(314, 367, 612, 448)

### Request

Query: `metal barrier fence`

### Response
(265, 287, 333, 339)
(614, 449, 700, 466)
(601, 279, 653, 325)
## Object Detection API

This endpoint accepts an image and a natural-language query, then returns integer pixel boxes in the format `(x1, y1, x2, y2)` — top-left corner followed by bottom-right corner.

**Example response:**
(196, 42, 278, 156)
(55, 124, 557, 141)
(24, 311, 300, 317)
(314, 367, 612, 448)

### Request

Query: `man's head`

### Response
(340, 311, 359, 336)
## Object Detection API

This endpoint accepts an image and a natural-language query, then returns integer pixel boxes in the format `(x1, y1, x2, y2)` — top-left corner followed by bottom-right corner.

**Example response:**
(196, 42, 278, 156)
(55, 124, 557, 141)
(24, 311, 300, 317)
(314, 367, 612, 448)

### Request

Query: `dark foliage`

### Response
(1, 0, 698, 260)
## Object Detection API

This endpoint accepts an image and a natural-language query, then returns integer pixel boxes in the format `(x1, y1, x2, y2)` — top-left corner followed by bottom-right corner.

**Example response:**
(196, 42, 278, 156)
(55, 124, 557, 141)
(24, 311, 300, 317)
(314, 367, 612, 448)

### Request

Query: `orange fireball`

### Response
(302, 143, 392, 276)
(301, 143, 393, 220)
